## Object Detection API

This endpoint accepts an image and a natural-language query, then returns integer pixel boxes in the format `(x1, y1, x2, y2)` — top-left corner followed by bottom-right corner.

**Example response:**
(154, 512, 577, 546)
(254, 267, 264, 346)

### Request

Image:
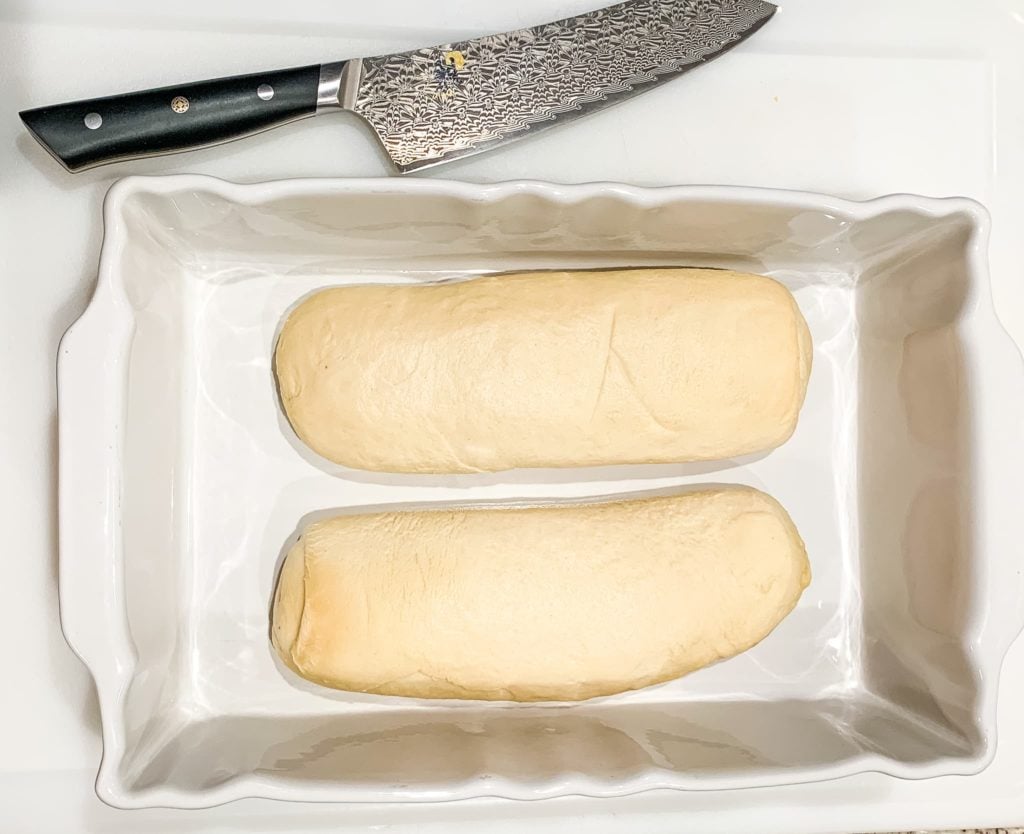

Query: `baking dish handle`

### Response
(974, 318, 1024, 661)
(57, 283, 135, 692)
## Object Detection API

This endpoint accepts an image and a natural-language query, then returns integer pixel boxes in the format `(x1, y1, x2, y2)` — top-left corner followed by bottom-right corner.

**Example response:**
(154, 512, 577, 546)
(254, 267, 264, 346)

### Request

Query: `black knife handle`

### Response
(19, 64, 322, 172)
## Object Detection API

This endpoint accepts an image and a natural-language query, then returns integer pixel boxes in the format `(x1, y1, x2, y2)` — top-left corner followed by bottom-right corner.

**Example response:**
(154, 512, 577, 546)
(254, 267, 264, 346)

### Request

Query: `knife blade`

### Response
(19, 0, 776, 173)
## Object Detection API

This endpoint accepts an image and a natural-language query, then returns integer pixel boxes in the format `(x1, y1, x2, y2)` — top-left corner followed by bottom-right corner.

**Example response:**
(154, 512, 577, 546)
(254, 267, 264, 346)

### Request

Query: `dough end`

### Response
(271, 539, 307, 671)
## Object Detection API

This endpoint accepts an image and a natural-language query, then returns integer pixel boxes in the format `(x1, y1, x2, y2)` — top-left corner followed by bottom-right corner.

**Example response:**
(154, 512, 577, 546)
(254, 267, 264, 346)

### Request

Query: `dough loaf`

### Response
(271, 487, 810, 701)
(274, 268, 812, 473)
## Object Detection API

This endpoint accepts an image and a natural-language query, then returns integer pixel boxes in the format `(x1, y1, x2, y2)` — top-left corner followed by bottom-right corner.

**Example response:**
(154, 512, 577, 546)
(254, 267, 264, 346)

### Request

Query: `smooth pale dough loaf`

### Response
(274, 268, 812, 473)
(271, 487, 810, 701)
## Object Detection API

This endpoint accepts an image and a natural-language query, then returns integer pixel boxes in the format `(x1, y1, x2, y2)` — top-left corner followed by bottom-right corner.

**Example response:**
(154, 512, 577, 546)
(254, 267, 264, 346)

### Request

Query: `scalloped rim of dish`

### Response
(57, 175, 1024, 809)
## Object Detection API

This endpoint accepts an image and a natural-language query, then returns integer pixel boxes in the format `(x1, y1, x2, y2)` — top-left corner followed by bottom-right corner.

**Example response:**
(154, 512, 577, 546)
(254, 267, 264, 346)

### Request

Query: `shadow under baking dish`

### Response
(61, 177, 1024, 807)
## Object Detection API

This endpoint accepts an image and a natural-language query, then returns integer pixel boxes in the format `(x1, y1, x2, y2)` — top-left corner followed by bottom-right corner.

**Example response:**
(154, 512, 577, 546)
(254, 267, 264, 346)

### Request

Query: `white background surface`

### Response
(1, 0, 1023, 830)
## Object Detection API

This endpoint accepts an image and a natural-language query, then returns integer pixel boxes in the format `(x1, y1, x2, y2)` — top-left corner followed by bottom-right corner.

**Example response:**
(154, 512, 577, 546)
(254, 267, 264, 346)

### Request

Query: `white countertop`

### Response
(2, 0, 1023, 830)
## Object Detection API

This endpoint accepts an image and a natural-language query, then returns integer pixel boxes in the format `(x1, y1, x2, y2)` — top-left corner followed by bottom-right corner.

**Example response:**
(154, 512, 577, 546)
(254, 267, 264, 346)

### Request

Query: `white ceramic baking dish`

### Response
(58, 176, 1024, 809)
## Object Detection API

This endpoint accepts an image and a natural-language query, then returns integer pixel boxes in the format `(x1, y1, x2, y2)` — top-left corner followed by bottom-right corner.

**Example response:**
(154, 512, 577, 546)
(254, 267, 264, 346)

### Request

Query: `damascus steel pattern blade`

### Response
(350, 0, 776, 171)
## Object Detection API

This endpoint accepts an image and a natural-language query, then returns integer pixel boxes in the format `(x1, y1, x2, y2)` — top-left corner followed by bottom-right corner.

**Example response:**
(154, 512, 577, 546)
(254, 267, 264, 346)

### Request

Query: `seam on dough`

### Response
(609, 343, 676, 433)
(362, 670, 512, 700)
(794, 296, 812, 419)
(426, 416, 486, 473)
(590, 308, 618, 421)
(430, 673, 515, 700)
(289, 542, 312, 674)
(362, 671, 424, 694)
(381, 342, 427, 388)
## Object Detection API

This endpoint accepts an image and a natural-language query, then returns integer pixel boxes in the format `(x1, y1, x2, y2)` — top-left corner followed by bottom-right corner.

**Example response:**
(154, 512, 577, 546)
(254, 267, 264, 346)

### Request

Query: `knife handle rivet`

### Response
(170, 96, 190, 114)
(257, 84, 275, 101)
(83, 112, 102, 130)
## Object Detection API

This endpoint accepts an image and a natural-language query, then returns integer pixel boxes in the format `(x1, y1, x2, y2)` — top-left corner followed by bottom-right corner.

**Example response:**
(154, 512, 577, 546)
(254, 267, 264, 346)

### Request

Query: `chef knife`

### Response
(19, 0, 776, 173)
